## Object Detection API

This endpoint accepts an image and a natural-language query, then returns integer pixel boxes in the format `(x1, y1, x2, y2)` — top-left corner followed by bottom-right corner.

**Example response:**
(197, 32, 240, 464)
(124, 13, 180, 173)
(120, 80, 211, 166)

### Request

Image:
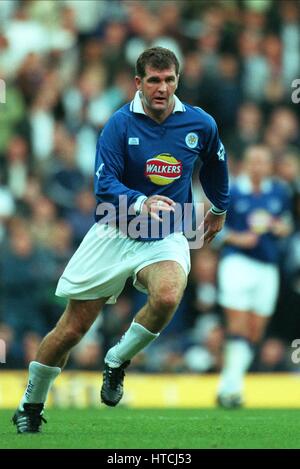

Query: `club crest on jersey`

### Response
(145, 153, 182, 186)
(185, 132, 198, 148)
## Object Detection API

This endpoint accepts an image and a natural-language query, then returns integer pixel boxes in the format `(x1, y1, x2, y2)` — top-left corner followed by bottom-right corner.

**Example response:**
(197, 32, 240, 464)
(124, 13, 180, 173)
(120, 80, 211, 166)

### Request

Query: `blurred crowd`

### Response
(0, 0, 300, 373)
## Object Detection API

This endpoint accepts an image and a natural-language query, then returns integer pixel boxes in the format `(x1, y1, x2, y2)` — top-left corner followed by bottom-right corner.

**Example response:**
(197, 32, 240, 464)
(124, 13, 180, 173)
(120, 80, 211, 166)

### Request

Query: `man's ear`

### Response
(135, 76, 142, 90)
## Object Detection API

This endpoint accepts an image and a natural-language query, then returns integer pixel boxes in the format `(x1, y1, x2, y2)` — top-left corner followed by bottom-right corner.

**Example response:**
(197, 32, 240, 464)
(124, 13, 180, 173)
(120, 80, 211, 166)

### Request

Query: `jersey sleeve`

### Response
(94, 113, 145, 211)
(199, 116, 230, 211)
(222, 188, 236, 228)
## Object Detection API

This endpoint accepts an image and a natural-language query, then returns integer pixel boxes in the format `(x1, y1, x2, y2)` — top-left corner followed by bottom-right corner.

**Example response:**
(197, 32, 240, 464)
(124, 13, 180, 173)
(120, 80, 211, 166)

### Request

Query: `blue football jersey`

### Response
(222, 175, 292, 263)
(94, 91, 229, 240)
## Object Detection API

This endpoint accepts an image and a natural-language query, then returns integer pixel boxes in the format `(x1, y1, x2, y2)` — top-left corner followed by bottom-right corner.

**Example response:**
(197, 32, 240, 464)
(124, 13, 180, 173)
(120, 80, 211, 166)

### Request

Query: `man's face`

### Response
(245, 148, 273, 181)
(135, 65, 179, 115)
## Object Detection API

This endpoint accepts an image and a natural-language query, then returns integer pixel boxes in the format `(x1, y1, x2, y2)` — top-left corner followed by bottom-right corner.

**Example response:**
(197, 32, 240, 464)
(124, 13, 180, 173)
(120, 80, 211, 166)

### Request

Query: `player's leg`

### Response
(217, 254, 258, 407)
(106, 260, 187, 362)
(225, 308, 249, 337)
(217, 257, 279, 407)
(247, 262, 279, 343)
(134, 260, 187, 331)
(217, 308, 255, 407)
(13, 297, 107, 433)
(248, 313, 269, 343)
(101, 260, 187, 406)
(35, 298, 107, 366)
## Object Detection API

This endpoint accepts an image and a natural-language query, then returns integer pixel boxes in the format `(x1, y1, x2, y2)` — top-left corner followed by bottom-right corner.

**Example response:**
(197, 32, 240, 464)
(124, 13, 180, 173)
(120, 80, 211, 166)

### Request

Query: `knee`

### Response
(150, 287, 182, 313)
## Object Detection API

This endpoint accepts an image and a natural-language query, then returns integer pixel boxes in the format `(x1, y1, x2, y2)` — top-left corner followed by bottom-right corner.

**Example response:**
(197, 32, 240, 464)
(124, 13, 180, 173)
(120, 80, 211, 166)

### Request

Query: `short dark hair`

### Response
(135, 47, 180, 78)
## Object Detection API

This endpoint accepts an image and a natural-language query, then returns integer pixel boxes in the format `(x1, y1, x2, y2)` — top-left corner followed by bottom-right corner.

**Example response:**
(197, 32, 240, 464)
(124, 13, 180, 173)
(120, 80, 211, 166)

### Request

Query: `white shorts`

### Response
(218, 254, 279, 317)
(56, 223, 191, 304)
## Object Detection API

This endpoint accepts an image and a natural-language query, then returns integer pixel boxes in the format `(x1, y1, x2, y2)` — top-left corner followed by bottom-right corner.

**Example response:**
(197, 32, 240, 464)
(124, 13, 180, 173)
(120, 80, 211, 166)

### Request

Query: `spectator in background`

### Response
(101, 21, 129, 86)
(269, 107, 300, 147)
(16, 52, 46, 107)
(177, 51, 219, 116)
(238, 29, 269, 103)
(22, 331, 43, 368)
(275, 150, 300, 227)
(45, 125, 87, 215)
(184, 316, 223, 373)
(0, 322, 23, 368)
(216, 144, 292, 408)
(66, 189, 94, 247)
(224, 102, 263, 169)
(41, 219, 75, 330)
(0, 183, 15, 243)
(50, 220, 74, 272)
(191, 248, 219, 318)
(278, 0, 300, 90)
(264, 107, 300, 158)
(29, 196, 58, 248)
(0, 72, 25, 157)
(256, 337, 292, 372)
(29, 72, 61, 163)
(183, 248, 223, 373)
(213, 54, 241, 136)
(195, 6, 224, 78)
(5, 135, 32, 201)
(0, 223, 53, 340)
(176, 51, 203, 105)
(124, 1, 183, 70)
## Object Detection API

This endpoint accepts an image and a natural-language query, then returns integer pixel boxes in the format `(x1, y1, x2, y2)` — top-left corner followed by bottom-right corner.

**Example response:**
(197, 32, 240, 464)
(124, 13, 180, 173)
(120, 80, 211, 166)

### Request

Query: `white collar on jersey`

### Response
(130, 91, 186, 114)
(236, 174, 273, 194)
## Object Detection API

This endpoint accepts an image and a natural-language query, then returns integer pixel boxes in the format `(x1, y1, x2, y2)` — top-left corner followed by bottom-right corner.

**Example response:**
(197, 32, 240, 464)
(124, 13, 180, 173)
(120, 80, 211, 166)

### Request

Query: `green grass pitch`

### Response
(1, 407, 300, 449)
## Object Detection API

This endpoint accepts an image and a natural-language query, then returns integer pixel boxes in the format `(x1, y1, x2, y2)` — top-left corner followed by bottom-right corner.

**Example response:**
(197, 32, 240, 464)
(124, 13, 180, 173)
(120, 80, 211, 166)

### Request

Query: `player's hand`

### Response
(200, 210, 226, 245)
(142, 195, 176, 221)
